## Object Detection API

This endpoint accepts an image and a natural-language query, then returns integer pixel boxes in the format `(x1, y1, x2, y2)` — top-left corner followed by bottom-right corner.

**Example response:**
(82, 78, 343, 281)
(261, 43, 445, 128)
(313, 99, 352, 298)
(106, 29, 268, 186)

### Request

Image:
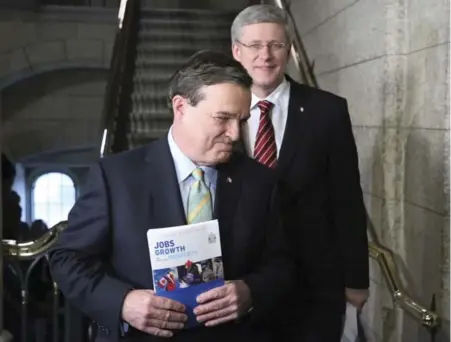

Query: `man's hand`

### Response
(194, 280, 252, 327)
(121, 289, 187, 338)
(345, 287, 369, 311)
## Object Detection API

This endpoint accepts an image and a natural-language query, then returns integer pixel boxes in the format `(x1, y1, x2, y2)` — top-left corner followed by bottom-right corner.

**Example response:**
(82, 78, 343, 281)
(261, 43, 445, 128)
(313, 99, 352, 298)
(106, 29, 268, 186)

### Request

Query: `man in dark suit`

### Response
(49, 50, 293, 342)
(231, 5, 369, 341)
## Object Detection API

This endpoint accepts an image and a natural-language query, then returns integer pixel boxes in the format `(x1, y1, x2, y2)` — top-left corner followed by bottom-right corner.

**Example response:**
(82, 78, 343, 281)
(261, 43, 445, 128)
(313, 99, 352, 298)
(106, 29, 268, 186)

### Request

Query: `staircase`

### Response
(121, 6, 236, 150)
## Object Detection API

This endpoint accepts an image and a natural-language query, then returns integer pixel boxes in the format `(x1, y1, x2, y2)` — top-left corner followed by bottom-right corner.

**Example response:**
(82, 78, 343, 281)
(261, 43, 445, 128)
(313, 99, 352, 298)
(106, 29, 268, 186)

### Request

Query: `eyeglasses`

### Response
(237, 41, 289, 53)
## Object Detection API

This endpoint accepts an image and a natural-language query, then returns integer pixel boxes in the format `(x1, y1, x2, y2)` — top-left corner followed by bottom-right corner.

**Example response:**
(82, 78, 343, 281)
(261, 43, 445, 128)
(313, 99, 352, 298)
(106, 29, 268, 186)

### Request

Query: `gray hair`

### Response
(231, 4, 293, 44)
(168, 50, 252, 108)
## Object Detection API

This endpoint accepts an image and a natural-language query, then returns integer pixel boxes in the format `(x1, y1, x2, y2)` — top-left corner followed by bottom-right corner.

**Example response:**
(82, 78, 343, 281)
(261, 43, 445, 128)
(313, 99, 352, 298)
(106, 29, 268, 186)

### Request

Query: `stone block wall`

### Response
(0, 6, 117, 161)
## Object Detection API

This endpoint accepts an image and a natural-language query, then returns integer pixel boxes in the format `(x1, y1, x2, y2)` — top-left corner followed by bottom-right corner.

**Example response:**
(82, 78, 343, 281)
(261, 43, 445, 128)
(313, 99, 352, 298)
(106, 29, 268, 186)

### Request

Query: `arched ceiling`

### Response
(1, 68, 108, 163)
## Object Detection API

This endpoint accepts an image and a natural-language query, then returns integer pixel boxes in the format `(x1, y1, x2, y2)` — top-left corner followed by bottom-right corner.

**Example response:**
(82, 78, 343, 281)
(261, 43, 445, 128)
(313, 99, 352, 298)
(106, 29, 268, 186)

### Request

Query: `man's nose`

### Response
(258, 46, 273, 60)
(227, 121, 241, 142)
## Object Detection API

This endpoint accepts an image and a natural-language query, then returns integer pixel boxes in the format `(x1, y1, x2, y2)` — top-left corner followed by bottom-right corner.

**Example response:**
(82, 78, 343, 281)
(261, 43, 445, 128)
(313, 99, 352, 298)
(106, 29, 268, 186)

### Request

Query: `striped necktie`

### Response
(187, 168, 213, 224)
(254, 100, 277, 168)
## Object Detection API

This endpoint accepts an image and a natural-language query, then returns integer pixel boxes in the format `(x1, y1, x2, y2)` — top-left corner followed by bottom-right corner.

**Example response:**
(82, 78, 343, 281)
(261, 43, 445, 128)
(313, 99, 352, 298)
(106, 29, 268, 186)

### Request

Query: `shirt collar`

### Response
(251, 76, 289, 109)
(167, 127, 217, 186)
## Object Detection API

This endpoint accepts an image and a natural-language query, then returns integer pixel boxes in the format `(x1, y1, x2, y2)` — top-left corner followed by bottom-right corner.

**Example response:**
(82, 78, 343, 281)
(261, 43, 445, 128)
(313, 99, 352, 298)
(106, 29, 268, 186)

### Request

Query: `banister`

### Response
(118, 0, 128, 28)
(369, 241, 440, 329)
(3, 221, 67, 259)
(100, 0, 138, 156)
(273, 0, 318, 88)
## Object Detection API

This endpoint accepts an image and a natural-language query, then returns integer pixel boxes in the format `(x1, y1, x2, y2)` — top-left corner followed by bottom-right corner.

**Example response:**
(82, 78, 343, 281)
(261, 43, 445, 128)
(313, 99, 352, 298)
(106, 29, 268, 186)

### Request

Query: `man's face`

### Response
(172, 82, 251, 165)
(232, 22, 290, 93)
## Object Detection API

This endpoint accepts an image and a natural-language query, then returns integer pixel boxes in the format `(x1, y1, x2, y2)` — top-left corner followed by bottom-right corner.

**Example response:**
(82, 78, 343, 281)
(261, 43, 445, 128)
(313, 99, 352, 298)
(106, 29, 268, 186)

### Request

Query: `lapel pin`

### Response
(227, 177, 232, 184)
(300, 106, 304, 112)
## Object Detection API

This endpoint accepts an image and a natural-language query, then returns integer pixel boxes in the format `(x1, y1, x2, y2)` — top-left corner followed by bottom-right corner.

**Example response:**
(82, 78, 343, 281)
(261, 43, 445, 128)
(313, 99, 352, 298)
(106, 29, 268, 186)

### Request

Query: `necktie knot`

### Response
(257, 100, 273, 115)
(192, 168, 204, 181)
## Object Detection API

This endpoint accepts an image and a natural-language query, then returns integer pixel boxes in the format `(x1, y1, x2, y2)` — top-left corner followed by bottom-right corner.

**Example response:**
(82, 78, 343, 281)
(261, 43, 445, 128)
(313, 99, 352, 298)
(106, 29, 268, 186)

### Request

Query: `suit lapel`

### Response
(214, 155, 241, 224)
(277, 78, 312, 175)
(214, 155, 242, 274)
(145, 138, 186, 228)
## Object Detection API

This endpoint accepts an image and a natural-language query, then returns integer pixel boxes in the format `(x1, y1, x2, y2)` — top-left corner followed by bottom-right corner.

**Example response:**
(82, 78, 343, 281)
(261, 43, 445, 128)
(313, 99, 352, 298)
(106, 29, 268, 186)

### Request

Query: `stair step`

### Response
(129, 117, 172, 133)
(128, 122, 171, 133)
(136, 35, 230, 47)
(131, 80, 169, 95)
(129, 115, 172, 125)
(139, 18, 233, 31)
(135, 55, 188, 68)
(134, 47, 233, 65)
(138, 27, 231, 40)
(129, 129, 170, 139)
(131, 98, 168, 113)
(137, 40, 231, 53)
(133, 63, 182, 75)
(132, 89, 168, 101)
(128, 129, 170, 147)
(133, 71, 173, 83)
(134, 46, 200, 58)
(133, 84, 172, 95)
(129, 108, 172, 119)
(140, 8, 237, 22)
(131, 98, 168, 110)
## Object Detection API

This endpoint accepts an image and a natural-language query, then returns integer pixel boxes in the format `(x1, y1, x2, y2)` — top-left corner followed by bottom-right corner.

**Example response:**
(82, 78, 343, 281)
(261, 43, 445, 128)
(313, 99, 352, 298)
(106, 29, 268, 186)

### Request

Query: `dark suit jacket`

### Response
(242, 77, 369, 328)
(49, 137, 293, 342)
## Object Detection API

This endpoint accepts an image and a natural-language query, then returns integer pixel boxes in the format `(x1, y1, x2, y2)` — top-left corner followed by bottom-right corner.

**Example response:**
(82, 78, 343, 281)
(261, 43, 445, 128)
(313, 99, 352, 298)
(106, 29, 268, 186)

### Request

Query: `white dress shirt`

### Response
(242, 77, 291, 157)
(167, 127, 217, 215)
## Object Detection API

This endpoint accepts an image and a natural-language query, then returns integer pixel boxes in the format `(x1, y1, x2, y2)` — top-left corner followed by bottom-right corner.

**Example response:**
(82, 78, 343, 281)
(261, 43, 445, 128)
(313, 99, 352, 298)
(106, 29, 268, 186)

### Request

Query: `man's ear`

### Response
(286, 44, 292, 60)
(172, 95, 187, 120)
(232, 43, 241, 62)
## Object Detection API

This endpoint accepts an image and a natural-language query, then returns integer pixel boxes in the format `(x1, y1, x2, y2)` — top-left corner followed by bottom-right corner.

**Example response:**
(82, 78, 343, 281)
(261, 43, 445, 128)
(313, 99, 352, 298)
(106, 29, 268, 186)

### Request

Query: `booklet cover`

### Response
(147, 220, 224, 328)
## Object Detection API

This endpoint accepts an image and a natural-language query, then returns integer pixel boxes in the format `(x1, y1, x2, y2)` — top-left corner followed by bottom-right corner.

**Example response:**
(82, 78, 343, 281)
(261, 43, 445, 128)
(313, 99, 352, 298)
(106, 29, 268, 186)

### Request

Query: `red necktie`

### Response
(254, 100, 277, 168)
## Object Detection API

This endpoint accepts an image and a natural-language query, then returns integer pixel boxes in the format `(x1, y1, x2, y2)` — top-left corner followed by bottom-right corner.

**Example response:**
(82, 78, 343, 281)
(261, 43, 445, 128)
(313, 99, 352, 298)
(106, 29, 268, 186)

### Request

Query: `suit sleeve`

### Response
(328, 99, 369, 289)
(49, 163, 133, 339)
(241, 181, 295, 323)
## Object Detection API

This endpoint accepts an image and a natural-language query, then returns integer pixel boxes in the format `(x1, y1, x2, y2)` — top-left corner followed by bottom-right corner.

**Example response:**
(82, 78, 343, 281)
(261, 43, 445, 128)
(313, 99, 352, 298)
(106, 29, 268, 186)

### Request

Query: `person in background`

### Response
(231, 5, 369, 341)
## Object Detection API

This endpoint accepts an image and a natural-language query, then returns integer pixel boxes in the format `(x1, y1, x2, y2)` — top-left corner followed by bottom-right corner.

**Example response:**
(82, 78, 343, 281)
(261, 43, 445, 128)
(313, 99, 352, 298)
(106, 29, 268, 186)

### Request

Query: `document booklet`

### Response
(146, 219, 224, 328)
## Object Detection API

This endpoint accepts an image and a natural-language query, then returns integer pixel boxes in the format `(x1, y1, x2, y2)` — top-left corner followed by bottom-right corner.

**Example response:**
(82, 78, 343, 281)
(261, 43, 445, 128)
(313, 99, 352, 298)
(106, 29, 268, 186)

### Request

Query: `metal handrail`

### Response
(369, 242, 440, 329)
(3, 221, 67, 259)
(118, 0, 128, 28)
(272, 0, 440, 332)
(3, 221, 68, 342)
(100, 0, 138, 156)
(273, 0, 317, 87)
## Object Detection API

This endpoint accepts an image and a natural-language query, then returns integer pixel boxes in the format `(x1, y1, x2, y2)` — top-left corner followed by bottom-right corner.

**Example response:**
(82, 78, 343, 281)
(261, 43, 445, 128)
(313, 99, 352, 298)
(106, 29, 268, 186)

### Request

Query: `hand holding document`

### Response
(147, 220, 225, 329)
(121, 289, 187, 338)
(194, 279, 252, 326)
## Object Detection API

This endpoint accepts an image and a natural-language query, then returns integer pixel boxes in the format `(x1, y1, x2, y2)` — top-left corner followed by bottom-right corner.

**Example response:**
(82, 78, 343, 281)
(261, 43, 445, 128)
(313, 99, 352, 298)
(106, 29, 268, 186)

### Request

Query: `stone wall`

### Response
(0, 6, 117, 162)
